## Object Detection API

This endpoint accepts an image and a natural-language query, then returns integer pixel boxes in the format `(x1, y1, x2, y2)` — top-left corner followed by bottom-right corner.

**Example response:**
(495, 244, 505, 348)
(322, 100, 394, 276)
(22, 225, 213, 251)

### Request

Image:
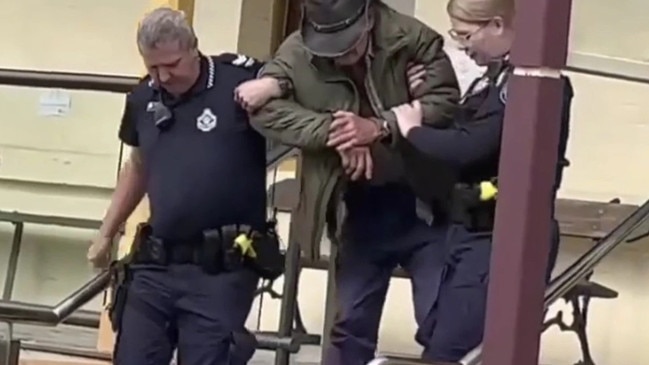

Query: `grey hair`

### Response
(137, 7, 198, 52)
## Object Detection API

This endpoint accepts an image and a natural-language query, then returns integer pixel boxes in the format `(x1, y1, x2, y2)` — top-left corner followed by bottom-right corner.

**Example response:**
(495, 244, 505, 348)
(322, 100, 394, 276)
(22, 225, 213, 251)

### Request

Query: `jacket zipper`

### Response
(363, 55, 385, 116)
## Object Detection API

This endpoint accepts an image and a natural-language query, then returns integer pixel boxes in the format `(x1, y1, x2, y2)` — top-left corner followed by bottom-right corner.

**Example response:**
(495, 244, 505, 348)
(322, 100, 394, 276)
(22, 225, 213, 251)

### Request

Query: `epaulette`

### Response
(496, 66, 512, 104)
(145, 77, 155, 88)
(499, 81, 508, 104)
(133, 74, 154, 88)
(213, 52, 263, 69)
(126, 74, 155, 99)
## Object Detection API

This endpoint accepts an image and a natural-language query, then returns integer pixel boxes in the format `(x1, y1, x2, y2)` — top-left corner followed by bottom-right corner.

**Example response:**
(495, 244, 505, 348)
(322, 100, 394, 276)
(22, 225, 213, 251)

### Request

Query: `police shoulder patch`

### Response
(135, 74, 153, 88)
(496, 68, 510, 104)
(214, 52, 261, 69)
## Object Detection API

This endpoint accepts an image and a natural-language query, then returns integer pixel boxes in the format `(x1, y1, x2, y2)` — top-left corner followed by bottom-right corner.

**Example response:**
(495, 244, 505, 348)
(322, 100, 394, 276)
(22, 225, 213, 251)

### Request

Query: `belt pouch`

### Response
(138, 236, 168, 265)
(201, 229, 225, 274)
(250, 230, 285, 280)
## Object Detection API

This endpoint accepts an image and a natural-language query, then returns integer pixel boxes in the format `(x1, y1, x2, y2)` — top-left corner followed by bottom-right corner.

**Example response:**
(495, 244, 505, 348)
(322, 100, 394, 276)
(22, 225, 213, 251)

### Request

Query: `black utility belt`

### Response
(450, 182, 498, 232)
(130, 223, 284, 280)
(135, 237, 214, 265)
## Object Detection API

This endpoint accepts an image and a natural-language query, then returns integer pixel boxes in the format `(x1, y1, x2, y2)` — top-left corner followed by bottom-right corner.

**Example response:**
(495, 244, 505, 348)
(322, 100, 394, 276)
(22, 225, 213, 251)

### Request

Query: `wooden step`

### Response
(369, 355, 459, 365)
(19, 358, 109, 365)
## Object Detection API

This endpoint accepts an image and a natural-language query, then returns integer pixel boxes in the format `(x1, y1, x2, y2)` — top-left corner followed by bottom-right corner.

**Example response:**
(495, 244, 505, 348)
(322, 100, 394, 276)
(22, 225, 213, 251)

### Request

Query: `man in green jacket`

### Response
(236, 0, 460, 363)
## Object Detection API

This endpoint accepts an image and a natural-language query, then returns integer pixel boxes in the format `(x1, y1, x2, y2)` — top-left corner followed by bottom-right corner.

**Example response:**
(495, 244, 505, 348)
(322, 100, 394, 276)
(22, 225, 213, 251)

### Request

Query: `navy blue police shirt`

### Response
(406, 62, 574, 191)
(118, 54, 267, 240)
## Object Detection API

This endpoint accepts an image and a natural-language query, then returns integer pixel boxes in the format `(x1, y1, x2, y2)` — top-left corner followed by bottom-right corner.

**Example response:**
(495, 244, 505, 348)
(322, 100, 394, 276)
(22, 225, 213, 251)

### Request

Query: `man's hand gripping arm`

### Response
(381, 26, 460, 146)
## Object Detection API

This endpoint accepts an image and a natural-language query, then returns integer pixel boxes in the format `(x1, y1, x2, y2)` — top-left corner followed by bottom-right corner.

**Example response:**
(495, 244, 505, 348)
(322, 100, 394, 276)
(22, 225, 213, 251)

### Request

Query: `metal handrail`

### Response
(2, 61, 649, 96)
(565, 64, 649, 86)
(459, 197, 649, 365)
(0, 270, 109, 326)
(0, 68, 139, 93)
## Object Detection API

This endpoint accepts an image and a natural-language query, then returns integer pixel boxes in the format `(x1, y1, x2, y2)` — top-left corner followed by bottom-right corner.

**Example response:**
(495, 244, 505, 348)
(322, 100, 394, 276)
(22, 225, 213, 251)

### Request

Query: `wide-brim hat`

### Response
(300, 0, 371, 58)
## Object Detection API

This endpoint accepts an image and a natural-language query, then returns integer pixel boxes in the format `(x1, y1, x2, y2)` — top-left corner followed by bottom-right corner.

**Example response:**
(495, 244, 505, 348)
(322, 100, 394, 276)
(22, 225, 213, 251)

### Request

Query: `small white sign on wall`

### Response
(38, 89, 71, 117)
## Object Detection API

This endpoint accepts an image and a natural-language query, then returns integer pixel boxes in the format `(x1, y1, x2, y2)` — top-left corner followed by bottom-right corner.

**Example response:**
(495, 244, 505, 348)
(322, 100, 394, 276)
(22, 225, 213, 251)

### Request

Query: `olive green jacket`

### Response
(250, 3, 460, 260)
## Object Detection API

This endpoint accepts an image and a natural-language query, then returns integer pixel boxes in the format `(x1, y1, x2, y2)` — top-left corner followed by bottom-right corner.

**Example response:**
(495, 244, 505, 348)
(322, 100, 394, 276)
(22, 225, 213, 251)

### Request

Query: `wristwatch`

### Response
(377, 118, 391, 141)
(277, 78, 293, 98)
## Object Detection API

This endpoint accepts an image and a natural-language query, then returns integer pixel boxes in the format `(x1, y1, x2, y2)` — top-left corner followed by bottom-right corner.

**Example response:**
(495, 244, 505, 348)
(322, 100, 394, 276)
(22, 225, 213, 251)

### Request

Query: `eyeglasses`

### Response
(448, 21, 490, 42)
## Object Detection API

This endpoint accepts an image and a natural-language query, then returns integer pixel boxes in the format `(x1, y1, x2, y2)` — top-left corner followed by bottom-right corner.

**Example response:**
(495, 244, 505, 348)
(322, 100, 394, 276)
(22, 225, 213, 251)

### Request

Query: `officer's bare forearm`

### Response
(99, 151, 147, 239)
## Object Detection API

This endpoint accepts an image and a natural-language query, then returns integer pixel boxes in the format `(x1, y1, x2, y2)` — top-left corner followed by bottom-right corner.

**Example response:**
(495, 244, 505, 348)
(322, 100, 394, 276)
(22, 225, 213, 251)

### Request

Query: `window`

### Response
(568, 0, 649, 82)
(570, 0, 649, 63)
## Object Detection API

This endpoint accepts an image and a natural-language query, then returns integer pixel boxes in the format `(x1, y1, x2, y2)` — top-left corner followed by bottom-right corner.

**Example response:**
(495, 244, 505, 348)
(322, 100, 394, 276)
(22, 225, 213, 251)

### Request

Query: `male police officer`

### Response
(86, 7, 272, 365)
(236, 1, 460, 364)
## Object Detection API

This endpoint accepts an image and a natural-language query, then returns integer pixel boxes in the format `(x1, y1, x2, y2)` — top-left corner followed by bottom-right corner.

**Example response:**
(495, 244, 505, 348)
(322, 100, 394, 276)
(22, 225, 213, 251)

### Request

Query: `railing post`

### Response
(274, 238, 301, 365)
(274, 155, 303, 365)
(2, 222, 24, 301)
(320, 242, 338, 365)
(0, 322, 12, 365)
(7, 339, 20, 365)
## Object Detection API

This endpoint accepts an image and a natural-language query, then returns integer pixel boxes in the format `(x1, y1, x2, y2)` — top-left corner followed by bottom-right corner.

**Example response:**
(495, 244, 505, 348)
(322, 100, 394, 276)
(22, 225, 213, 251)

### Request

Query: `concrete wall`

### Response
(0, 0, 648, 362)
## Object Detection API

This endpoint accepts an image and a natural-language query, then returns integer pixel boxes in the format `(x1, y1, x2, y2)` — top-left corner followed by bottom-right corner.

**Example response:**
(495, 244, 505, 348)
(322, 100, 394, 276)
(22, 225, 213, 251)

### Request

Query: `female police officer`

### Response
(388, 0, 573, 361)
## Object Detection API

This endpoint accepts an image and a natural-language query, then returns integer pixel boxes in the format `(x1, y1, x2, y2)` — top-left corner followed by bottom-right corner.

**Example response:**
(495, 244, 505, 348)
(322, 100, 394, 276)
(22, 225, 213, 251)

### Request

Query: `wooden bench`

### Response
(267, 178, 639, 239)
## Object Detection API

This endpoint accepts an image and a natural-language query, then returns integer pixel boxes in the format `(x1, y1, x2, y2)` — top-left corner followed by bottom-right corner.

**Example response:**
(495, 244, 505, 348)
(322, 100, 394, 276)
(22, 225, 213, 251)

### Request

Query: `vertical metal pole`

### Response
(274, 240, 301, 365)
(482, 1, 573, 365)
(0, 322, 12, 365)
(2, 222, 24, 301)
(274, 156, 303, 365)
(7, 339, 20, 365)
(320, 242, 338, 365)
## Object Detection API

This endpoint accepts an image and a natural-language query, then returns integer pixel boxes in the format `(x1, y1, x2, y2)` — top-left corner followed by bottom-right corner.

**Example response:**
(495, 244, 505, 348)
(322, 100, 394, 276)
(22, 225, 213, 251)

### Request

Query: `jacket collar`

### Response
(370, 2, 409, 54)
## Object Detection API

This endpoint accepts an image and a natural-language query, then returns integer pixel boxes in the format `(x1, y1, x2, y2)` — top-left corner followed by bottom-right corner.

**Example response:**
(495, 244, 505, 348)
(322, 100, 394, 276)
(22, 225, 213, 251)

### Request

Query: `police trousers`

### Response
(113, 264, 259, 365)
(419, 219, 561, 362)
(324, 222, 447, 365)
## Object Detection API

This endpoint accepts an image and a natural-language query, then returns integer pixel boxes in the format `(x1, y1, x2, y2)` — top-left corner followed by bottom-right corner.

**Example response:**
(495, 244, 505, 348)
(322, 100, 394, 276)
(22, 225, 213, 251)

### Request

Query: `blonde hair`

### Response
(446, 0, 515, 24)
